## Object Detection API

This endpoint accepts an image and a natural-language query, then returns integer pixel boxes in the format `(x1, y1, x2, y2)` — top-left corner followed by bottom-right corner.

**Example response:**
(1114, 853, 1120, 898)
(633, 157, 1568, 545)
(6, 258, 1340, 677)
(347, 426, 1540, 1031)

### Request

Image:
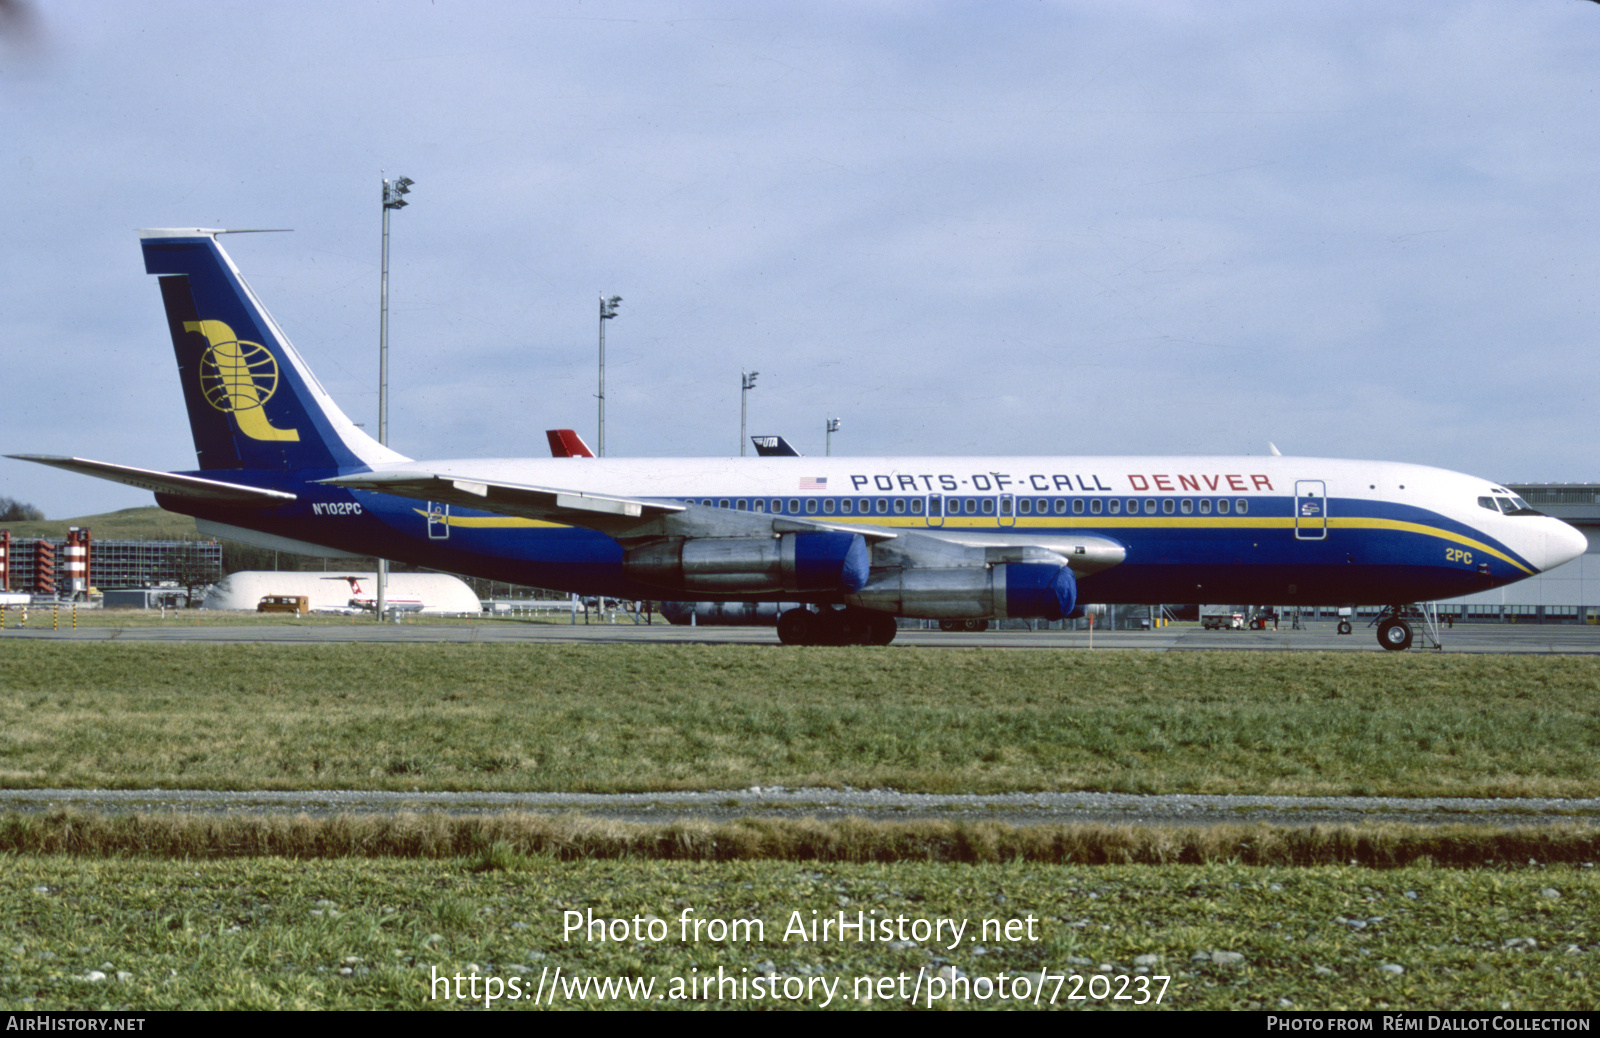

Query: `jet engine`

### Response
(846, 561, 1076, 621)
(624, 530, 870, 594)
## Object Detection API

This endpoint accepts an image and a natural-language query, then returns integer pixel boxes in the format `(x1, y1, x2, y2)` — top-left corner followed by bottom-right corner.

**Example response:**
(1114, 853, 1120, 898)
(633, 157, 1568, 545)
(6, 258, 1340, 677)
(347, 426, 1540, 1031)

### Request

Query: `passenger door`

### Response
(1294, 481, 1327, 540)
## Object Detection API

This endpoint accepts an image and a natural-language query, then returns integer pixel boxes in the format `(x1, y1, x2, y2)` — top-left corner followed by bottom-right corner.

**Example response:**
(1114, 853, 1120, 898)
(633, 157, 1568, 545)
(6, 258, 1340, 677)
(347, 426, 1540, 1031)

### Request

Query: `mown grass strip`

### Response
(1, 643, 1598, 797)
(4, 810, 1598, 867)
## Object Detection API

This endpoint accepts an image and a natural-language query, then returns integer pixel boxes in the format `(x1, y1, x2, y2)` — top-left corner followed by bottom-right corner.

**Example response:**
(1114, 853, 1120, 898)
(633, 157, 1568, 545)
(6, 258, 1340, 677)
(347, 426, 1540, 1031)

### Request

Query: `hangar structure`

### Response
(201, 571, 481, 615)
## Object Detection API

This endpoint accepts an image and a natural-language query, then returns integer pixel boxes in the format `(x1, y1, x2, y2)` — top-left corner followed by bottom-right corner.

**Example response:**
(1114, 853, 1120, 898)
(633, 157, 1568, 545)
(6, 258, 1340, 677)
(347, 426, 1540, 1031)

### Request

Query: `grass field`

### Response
(0, 505, 201, 541)
(1, 640, 1597, 1010)
(3, 855, 1595, 1010)
(1, 642, 1596, 797)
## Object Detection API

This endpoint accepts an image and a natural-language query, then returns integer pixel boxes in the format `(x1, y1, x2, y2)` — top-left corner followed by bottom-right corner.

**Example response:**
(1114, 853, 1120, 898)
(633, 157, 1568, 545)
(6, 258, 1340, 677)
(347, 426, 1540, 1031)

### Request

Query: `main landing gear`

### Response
(777, 606, 898, 646)
(1371, 603, 1442, 652)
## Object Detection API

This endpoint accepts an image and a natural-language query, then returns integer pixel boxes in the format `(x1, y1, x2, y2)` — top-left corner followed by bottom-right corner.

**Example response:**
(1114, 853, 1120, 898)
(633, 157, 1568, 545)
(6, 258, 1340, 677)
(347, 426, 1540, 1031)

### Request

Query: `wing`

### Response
(324, 469, 1124, 575)
(907, 528, 1126, 576)
(8, 455, 297, 505)
(320, 469, 897, 545)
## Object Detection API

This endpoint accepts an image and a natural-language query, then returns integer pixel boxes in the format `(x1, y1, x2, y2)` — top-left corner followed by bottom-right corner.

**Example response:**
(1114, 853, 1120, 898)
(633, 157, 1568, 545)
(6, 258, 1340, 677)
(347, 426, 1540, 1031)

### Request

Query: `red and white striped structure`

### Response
(62, 527, 91, 596)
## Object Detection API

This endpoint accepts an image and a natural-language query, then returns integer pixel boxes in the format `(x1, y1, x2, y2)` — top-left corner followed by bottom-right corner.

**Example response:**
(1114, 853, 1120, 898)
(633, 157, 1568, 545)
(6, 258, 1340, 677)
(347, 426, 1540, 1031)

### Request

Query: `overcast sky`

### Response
(5, 2, 1600, 518)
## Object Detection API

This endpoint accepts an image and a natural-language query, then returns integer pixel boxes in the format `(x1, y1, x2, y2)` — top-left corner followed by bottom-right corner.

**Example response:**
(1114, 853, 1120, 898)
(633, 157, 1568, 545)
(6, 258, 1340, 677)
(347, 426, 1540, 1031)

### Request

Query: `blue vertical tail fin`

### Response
(140, 229, 405, 473)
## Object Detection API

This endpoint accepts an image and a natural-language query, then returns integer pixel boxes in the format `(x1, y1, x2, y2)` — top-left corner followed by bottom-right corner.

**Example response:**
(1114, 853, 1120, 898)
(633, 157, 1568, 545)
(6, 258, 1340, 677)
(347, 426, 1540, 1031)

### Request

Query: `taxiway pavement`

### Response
(4, 618, 1599, 653)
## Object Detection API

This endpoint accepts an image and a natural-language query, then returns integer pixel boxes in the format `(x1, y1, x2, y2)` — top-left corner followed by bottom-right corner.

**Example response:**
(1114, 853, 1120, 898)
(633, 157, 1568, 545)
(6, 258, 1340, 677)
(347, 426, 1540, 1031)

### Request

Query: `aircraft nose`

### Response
(1539, 519, 1589, 572)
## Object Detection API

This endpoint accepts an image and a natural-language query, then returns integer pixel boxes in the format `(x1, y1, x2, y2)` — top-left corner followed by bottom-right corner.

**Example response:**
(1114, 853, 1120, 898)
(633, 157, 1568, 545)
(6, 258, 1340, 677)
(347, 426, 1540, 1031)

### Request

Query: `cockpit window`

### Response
(1481, 492, 1541, 516)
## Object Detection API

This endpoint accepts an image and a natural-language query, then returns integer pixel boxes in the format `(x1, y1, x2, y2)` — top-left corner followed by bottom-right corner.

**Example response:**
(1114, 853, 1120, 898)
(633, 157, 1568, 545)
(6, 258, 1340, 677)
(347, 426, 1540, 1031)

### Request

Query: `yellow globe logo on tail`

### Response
(186, 320, 300, 442)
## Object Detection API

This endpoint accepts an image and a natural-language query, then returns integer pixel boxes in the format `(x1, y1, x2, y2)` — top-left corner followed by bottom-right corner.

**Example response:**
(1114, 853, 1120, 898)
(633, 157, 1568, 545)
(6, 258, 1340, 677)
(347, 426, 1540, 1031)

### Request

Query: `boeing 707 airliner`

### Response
(10, 230, 1586, 647)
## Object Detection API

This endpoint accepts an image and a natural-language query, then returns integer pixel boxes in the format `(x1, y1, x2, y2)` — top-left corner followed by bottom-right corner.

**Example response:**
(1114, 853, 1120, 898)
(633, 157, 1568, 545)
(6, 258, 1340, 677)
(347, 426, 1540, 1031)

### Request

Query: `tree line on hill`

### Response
(0, 497, 44, 522)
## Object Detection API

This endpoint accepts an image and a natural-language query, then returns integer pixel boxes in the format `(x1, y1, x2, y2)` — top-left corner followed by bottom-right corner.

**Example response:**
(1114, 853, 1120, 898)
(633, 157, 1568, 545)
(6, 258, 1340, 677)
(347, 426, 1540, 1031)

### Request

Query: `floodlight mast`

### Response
(598, 295, 621, 457)
(377, 174, 413, 622)
(740, 370, 759, 456)
(378, 175, 412, 445)
(826, 417, 840, 456)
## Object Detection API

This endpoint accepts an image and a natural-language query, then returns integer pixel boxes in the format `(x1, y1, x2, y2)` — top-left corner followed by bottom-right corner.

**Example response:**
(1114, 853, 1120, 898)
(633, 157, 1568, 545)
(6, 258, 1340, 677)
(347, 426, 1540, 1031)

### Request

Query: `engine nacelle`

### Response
(624, 531, 869, 594)
(658, 600, 802, 625)
(846, 562, 1076, 620)
(1004, 562, 1077, 620)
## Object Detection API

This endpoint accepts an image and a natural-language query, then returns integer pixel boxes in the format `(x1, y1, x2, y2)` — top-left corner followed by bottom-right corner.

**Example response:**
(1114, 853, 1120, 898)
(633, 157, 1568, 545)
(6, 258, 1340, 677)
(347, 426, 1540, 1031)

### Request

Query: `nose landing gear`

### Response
(1377, 616, 1413, 651)
(1371, 603, 1442, 652)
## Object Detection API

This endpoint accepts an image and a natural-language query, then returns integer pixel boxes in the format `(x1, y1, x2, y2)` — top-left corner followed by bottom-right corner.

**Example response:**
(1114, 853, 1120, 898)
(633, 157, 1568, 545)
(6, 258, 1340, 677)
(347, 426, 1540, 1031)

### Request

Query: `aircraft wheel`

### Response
(962, 618, 990, 632)
(825, 608, 868, 647)
(938, 619, 960, 632)
(867, 612, 898, 645)
(1377, 618, 1413, 651)
(1337, 620, 1352, 635)
(777, 608, 817, 646)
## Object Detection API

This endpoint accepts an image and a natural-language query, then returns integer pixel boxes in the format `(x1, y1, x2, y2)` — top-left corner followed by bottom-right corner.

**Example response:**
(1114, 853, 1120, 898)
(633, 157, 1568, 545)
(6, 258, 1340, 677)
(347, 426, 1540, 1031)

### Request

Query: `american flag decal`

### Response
(799, 477, 827, 490)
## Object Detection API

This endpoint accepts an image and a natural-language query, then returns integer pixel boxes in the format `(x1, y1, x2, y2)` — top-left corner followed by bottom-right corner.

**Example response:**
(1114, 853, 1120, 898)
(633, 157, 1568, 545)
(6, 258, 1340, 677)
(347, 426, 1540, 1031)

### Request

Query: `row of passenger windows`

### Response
(688, 496, 1252, 517)
(1016, 497, 1251, 516)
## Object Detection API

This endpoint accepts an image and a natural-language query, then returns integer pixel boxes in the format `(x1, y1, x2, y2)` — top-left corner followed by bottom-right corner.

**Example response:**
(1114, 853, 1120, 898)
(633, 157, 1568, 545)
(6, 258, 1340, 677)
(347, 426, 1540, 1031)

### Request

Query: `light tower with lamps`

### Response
(597, 295, 621, 456)
(740, 370, 759, 456)
(376, 173, 413, 621)
(826, 417, 841, 456)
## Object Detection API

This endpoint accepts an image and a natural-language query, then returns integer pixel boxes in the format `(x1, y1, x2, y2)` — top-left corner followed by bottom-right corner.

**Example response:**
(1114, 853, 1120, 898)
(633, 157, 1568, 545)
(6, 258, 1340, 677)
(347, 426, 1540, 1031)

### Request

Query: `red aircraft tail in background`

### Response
(545, 429, 595, 458)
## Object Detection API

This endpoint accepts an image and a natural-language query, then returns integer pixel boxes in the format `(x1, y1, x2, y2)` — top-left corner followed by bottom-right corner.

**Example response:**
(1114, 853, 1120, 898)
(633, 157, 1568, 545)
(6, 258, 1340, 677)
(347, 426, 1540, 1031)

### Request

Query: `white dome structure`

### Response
(202, 571, 481, 614)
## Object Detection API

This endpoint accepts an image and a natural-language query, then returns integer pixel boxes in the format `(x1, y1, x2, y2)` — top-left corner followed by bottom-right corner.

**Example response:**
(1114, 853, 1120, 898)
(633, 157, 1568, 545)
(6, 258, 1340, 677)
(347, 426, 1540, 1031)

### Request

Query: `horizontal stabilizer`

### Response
(7, 455, 298, 505)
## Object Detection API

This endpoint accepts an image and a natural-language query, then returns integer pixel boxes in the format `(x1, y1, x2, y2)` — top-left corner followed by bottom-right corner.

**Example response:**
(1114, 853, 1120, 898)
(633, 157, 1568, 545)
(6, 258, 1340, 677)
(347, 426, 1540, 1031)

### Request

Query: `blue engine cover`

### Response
(792, 532, 871, 592)
(1004, 562, 1077, 621)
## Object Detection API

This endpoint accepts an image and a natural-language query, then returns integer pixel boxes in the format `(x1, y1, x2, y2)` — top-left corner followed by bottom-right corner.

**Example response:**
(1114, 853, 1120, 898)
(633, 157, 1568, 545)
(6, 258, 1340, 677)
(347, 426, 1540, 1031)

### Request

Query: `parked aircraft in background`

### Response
(751, 435, 801, 457)
(10, 230, 1587, 647)
(546, 429, 595, 458)
(323, 574, 424, 613)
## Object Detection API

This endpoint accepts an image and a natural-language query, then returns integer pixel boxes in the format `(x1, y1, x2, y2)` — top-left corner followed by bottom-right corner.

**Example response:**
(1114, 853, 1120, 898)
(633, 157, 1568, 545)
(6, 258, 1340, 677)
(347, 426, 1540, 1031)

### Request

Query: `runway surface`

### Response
(5, 617, 1600, 653)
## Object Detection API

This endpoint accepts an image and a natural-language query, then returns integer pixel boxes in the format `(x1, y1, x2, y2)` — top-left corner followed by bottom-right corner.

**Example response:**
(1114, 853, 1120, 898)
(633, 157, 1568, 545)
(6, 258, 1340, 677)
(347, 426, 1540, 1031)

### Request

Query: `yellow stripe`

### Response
(411, 509, 553, 529)
(1332, 518, 1533, 574)
(820, 514, 1536, 574)
(411, 507, 1534, 574)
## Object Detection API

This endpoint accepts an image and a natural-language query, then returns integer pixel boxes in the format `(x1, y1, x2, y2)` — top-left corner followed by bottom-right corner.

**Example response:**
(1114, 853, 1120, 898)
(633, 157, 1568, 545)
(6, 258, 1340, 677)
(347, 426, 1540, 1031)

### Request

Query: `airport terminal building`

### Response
(0, 531, 222, 599)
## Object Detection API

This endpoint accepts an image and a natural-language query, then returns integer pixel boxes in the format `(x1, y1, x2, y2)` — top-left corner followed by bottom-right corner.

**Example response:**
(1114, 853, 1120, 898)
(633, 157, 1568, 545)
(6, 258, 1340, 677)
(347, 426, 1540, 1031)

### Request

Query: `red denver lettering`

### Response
(1125, 472, 1268, 494)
